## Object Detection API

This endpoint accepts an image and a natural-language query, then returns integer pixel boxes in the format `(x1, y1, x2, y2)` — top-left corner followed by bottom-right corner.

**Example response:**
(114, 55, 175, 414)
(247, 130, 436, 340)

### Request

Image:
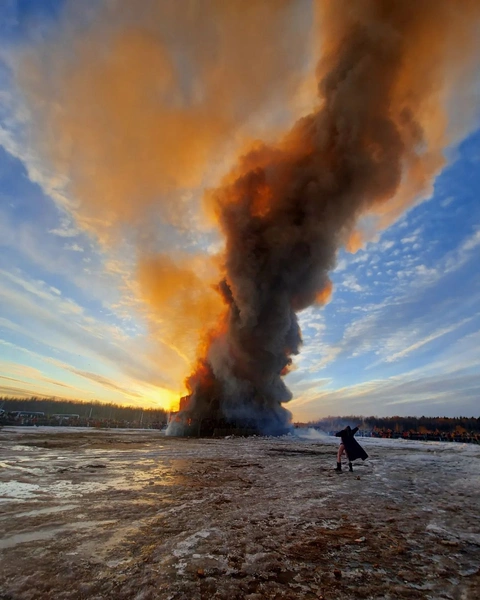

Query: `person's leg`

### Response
(344, 449, 353, 471)
(335, 444, 344, 471)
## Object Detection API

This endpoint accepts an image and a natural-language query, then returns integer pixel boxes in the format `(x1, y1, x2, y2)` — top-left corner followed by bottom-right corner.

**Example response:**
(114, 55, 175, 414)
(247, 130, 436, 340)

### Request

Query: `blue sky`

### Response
(0, 1, 479, 419)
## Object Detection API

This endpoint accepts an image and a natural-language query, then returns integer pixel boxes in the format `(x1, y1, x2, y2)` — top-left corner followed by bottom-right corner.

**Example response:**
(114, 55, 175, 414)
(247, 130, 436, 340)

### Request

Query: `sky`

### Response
(0, 0, 479, 420)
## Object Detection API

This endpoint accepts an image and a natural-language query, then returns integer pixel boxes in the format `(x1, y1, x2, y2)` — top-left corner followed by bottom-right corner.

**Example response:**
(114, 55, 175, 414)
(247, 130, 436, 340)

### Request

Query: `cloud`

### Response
(0, 336, 174, 407)
(312, 223, 480, 372)
(292, 367, 480, 421)
(64, 242, 84, 252)
(17, 0, 312, 243)
(461, 228, 480, 252)
(401, 235, 418, 245)
(0, 384, 67, 399)
(0, 269, 184, 395)
(440, 196, 455, 208)
(341, 275, 364, 293)
(380, 241, 395, 251)
(0, 359, 84, 396)
(66, 368, 143, 398)
(444, 227, 480, 273)
(48, 216, 81, 238)
(383, 318, 473, 364)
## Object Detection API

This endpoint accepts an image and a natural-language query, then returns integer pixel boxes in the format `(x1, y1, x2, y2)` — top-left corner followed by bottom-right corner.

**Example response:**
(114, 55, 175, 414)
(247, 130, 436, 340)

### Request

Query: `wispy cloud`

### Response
(292, 367, 480, 420)
(382, 318, 473, 364)
(461, 228, 480, 252)
(64, 242, 84, 252)
(0, 269, 185, 397)
(49, 216, 81, 238)
(67, 367, 143, 398)
(341, 274, 364, 293)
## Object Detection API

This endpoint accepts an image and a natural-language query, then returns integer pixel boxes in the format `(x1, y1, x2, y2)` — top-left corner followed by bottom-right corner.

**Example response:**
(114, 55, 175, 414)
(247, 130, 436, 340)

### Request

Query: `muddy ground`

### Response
(0, 427, 479, 600)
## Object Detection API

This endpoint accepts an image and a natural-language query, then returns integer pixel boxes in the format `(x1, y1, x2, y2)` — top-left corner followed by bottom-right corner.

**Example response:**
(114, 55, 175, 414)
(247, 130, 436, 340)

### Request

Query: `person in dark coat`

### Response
(335, 425, 368, 472)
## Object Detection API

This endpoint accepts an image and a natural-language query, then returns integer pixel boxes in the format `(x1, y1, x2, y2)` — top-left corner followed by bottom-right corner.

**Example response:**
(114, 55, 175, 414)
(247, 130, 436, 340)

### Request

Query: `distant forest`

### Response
(307, 415, 480, 434)
(0, 397, 168, 427)
(2, 398, 479, 435)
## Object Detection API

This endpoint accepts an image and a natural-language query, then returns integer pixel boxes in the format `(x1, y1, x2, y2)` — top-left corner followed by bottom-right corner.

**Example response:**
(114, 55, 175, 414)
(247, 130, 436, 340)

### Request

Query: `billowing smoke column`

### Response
(168, 0, 480, 436)
(15, 0, 479, 432)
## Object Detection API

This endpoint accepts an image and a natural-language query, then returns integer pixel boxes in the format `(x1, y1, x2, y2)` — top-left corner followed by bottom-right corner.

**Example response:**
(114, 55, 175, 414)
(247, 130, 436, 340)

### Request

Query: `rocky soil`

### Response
(1, 427, 479, 599)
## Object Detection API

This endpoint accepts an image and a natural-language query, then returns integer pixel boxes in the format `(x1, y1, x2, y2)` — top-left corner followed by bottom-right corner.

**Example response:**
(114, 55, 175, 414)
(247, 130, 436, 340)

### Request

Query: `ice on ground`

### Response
(0, 426, 479, 599)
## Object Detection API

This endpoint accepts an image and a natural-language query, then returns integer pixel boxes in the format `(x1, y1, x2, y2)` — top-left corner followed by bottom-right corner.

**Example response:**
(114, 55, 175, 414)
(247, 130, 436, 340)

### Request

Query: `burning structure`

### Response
(167, 0, 480, 436)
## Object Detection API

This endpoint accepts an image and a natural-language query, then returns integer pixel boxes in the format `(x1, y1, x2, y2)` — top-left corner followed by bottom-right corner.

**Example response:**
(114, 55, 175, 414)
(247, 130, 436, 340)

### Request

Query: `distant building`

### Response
(179, 395, 191, 412)
(53, 414, 80, 420)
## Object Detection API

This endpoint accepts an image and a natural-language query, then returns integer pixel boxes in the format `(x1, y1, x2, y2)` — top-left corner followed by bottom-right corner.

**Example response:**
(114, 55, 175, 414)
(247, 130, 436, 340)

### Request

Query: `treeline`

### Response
(306, 415, 480, 434)
(0, 397, 168, 427)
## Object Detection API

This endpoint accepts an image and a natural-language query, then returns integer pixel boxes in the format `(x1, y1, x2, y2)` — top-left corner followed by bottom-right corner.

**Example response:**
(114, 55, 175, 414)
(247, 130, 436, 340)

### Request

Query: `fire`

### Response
(251, 180, 274, 218)
(185, 310, 229, 392)
(280, 357, 294, 377)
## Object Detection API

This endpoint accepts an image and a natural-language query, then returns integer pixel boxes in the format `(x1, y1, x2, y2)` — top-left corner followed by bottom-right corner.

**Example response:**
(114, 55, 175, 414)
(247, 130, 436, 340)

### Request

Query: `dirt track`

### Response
(1, 427, 479, 599)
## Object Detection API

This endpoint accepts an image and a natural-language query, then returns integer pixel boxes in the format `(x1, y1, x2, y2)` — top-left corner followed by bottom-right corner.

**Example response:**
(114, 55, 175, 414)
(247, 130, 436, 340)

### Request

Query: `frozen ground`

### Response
(0, 427, 479, 600)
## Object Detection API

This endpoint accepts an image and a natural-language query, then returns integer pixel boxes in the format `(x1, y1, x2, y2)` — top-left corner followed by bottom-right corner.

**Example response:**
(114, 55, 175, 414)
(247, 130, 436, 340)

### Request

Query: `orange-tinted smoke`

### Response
(16, 0, 312, 391)
(136, 253, 225, 369)
(315, 280, 333, 306)
(316, 0, 480, 243)
(18, 0, 309, 243)
(175, 0, 480, 435)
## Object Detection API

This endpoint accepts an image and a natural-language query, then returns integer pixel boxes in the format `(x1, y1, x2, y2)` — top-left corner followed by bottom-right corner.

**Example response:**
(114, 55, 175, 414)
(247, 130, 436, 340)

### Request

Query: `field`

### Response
(1, 427, 479, 599)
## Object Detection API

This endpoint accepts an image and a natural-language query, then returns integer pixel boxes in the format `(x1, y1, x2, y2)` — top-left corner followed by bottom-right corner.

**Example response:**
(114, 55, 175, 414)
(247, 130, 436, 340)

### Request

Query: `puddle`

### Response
(9, 445, 42, 453)
(0, 504, 79, 520)
(0, 462, 43, 475)
(0, 520, 116, 550)
(50, 480, 108, 498)
(0, 478, 114, 501)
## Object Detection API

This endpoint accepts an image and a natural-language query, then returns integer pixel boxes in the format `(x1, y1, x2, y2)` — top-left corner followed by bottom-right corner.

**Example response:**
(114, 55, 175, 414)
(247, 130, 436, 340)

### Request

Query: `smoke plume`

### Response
(17, 0, 311, 389)
(15, 1, 480, 428)
(170, 0, 480, 435)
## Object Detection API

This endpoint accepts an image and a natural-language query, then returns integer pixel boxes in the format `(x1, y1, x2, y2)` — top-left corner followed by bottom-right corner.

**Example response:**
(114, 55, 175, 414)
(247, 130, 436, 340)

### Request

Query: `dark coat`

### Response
(335, 426, 368, 461)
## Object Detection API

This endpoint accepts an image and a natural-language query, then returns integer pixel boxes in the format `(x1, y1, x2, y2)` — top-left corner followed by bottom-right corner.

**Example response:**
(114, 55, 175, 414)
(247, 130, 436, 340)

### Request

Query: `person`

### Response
(335, 425, 368, 472)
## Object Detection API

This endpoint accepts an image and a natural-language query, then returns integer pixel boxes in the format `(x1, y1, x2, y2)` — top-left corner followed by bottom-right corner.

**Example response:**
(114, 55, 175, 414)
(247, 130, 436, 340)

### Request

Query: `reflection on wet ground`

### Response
(1, 503, 79, 519)
(0, 520, 117, 550)
(0, 429, 182, 557)
(1, 428, 480, 600)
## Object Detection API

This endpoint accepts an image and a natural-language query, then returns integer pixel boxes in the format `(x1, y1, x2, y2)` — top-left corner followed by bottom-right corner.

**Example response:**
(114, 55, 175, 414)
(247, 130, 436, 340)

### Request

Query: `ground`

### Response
(0, 427, 479, 600)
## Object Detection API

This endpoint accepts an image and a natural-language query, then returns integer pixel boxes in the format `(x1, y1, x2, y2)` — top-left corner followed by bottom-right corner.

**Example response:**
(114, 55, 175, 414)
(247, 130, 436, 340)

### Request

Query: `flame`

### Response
(251, 180, 274, 218)
(280, 357, 294, 376)
(185, 311, 229, 394)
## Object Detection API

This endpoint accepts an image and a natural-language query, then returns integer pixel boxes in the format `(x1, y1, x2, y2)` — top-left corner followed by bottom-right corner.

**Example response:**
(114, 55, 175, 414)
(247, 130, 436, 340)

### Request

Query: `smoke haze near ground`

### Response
(15, 1, 480, 432)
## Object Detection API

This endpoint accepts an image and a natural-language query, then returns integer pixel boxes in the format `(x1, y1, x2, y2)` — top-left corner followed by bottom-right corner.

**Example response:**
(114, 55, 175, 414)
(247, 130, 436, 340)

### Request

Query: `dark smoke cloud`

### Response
(169, 0, 480, 435)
